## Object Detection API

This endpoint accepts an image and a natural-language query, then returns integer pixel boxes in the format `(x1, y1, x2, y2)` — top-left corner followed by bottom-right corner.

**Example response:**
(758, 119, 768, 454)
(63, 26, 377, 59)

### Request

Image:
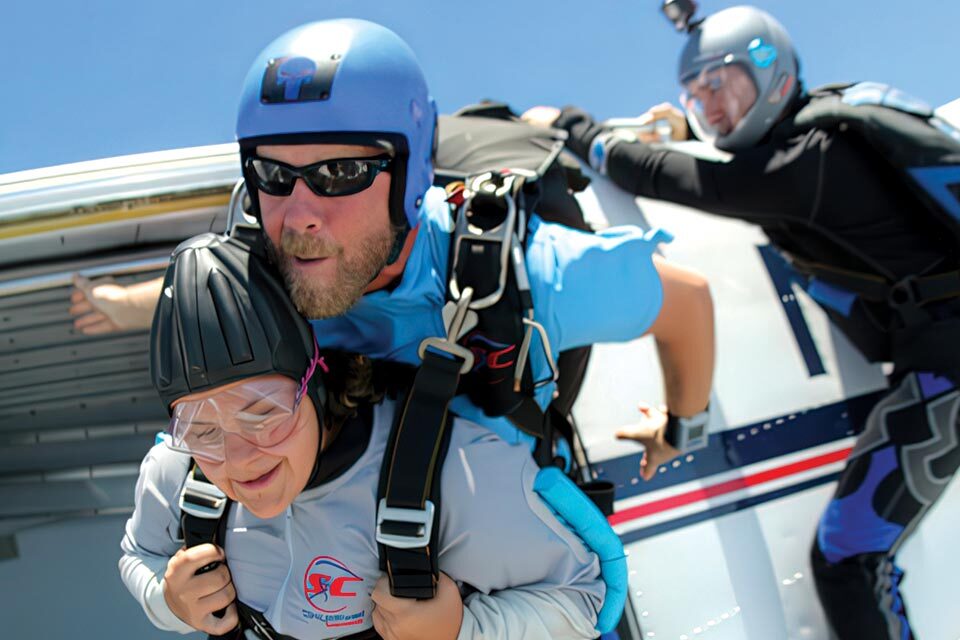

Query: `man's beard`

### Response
(266, 226, 395, 319)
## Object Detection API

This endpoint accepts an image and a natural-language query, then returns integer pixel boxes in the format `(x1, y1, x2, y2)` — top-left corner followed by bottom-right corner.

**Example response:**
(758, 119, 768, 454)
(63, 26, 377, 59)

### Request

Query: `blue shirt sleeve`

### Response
(525, 216, 672, 352)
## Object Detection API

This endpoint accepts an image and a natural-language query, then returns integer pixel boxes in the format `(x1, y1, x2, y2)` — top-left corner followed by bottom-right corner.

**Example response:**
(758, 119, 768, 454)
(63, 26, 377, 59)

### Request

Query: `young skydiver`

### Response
(120, 231, 606, 639)
(525, 5, 960, 639)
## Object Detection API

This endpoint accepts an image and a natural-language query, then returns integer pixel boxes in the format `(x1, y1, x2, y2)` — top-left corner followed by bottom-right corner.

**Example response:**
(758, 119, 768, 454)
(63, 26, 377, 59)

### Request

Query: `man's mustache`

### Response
(277, 229, 342, 261)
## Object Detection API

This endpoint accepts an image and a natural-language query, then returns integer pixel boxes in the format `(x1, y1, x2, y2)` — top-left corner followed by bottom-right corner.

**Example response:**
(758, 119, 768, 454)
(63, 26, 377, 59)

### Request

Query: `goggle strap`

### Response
(295, 339, 328, 405)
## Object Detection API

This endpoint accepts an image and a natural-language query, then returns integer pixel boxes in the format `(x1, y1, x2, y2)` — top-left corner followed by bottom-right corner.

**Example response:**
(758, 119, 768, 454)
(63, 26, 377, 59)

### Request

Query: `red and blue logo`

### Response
(303, 555, 363, 614)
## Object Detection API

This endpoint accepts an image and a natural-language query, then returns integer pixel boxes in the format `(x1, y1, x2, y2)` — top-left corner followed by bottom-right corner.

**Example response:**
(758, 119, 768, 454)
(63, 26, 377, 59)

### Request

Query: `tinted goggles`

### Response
(245, 155, 392, 198)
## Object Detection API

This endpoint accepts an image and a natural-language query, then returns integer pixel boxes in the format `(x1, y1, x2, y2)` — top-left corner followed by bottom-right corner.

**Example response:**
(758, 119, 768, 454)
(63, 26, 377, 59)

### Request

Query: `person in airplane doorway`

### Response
(121, 231, 607, 640)
(524, 4, 960, 639)
(79, 18, 715, 636)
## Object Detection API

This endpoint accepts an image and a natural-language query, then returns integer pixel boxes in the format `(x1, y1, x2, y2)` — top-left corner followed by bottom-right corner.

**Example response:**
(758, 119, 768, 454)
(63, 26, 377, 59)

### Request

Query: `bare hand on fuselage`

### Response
(69, 274, 161, 334)
(371, 572, 463, 640)
(162, 543, 239, 635)
(616, 402, 682, 481)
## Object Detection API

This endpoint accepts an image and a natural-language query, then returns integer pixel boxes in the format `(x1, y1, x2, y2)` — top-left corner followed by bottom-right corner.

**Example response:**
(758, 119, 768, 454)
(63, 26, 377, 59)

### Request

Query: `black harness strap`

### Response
(792, 257, 960, 305)
(376, 348, 462, 599)
(179, 463, 229, 573)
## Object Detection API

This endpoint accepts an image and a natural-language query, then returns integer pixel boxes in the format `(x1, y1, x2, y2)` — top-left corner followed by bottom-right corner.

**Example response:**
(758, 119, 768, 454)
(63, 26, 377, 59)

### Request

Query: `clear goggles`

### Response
(166, 345, 327, 463)
(680, 62, 757, 144)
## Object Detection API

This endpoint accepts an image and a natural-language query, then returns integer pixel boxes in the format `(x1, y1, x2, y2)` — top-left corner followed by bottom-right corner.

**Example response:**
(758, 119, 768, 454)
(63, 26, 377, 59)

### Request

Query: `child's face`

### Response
(171, 374, 320, 519)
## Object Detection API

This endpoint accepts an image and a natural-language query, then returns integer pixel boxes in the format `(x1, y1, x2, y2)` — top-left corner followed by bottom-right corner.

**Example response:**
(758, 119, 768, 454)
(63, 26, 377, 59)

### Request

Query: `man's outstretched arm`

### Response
(620, 256, 714, 479)
(647, 256, 714, 416)
(70, 275, 163, 334)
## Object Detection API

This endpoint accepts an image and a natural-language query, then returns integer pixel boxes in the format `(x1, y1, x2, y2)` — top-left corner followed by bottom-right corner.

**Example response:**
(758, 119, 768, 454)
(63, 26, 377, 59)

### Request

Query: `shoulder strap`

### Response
(376, 343, 463, 599)
(179, 462, 238, 638)
(180, 462, 229, 557)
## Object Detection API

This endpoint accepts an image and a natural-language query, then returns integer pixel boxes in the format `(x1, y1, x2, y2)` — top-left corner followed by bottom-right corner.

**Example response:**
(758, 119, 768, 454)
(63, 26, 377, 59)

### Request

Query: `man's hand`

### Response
(162, 544, 239, 636)
(371, 572, 463, 640)
(69, 274, 161, 334)
(615, 402, 682, 481)
(636, 103, 689, 143)
(520, 106, 562, 129)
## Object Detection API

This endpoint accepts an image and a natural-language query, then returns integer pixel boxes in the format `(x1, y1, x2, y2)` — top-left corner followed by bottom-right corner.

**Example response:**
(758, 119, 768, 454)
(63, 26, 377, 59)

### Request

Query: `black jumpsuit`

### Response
(556, 102, 960, 640)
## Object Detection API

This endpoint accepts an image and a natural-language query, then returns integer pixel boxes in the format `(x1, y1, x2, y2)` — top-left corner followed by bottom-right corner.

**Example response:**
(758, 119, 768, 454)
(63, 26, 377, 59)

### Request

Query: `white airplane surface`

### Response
(0, 103, 957, 640)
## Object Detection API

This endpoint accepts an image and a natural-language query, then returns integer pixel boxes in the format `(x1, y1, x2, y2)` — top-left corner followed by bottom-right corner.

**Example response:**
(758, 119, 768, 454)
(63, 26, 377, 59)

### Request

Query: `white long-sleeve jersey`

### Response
(120, 399, 603, 639)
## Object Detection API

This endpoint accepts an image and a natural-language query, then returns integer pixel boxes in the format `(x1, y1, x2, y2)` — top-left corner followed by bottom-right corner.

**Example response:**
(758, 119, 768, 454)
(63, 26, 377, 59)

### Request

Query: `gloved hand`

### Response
(162, 544, 239, 635)
(69, 274, 161, 334)
(615, 402, 682, 481)
(371, 572, 463, 640)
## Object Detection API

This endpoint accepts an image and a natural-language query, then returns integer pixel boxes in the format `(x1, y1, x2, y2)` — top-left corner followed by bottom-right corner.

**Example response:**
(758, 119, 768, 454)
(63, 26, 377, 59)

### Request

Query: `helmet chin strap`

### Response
(384, 225, 410, 266)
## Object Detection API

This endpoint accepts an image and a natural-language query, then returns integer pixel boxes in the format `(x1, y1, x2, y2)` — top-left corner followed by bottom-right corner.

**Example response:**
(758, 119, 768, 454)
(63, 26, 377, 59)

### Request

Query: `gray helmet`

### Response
(678, 5, 800, 151)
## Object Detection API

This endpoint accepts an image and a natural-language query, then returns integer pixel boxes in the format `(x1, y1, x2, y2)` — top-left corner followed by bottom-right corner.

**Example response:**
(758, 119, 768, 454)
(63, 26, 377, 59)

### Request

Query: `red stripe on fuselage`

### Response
(608, 447, 853, 526)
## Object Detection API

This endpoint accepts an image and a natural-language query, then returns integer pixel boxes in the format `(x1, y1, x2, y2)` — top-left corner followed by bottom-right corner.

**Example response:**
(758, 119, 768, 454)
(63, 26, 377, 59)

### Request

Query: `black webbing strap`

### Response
(377, 348, 462, 600)
(506, 397, 549, 440)
(178, 462, 235, 639)
(508, 399, 617, 515)
(791, 258, 960, 305)
(180, 463, 229, 561)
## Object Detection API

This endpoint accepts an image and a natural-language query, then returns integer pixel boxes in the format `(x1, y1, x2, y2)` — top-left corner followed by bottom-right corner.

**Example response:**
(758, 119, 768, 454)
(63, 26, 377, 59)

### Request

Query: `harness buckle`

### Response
(449, 172, 524, 310)
(375, 499, 436, 549)
(516, 317, 560, 391)
(179, 472, 228, 520)
(888, 276, 920, 308)
(418, 287, 476, 374)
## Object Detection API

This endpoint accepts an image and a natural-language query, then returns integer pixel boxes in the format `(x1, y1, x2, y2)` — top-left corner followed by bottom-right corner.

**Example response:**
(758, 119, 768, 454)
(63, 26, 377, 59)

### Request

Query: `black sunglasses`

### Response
(245, 155, 392, 198)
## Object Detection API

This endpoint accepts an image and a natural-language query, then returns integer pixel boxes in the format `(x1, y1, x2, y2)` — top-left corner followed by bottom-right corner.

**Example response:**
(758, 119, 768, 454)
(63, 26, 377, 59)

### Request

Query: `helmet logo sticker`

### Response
(747, 38, 777, 69)
(277, 57, 317, 101)
(261, 55, 340, 104)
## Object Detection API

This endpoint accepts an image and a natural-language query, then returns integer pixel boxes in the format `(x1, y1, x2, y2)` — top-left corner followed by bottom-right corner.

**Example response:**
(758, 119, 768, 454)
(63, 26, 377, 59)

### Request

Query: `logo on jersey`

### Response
(303, 555, 363, 614)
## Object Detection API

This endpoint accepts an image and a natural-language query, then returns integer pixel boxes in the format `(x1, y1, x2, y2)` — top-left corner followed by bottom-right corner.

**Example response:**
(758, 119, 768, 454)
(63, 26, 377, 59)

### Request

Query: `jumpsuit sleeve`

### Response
(439, 420, 604, 640)
(555, 105, 824, 224)
(118, 443, 197, 634)
(525, 215, 669, 351)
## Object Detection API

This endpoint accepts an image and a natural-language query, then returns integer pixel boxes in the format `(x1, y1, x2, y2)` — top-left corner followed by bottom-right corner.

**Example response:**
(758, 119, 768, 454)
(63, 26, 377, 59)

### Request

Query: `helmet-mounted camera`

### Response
(662, 0, 701, 32)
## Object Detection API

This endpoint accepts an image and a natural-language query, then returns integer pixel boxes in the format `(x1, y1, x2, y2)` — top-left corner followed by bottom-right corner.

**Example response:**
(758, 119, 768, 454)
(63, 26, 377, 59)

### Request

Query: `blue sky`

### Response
(3, 0, 958, 174)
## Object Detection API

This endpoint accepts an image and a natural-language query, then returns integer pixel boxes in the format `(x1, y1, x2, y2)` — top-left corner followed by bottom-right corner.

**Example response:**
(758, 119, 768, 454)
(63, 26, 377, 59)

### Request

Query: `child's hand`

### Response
(371, 571, 463, 640)
(162, 544, 239, 635)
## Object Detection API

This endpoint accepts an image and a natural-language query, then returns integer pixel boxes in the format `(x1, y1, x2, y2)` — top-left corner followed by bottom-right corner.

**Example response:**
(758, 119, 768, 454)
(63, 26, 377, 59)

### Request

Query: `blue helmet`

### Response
(236, 19, 438, 229)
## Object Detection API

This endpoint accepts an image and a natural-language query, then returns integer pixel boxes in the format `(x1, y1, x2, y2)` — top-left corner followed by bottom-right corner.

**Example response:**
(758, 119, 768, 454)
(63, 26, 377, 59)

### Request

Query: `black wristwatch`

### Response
(664, 408, 710, 452)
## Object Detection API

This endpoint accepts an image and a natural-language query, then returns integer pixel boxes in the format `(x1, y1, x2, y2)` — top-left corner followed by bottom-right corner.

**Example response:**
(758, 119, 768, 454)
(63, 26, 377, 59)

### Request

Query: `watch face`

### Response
(669, 410, 710, 452)
(687, 423, 705, 441)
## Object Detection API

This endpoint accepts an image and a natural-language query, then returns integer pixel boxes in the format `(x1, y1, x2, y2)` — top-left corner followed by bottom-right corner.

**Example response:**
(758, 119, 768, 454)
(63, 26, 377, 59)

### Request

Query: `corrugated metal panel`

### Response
(0, 265, 169, 519)
(0, 157, 221, 523)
